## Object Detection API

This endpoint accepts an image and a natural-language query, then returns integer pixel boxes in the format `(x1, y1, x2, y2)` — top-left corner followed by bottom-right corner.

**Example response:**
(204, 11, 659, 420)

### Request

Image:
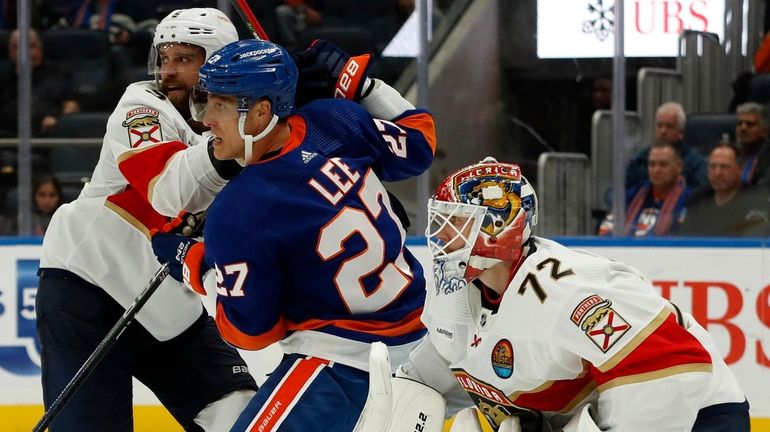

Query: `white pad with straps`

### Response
(353, 342, 446, 432)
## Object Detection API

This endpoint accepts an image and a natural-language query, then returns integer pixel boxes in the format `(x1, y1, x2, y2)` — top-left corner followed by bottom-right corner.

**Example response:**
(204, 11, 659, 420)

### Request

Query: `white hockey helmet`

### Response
(148, 7, 238, 74)
(426, 157, 538, 283)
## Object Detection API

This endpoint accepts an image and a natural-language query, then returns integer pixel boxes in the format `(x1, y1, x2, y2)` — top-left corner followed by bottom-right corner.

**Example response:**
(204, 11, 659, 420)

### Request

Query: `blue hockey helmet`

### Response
(198, 39, 298, 118)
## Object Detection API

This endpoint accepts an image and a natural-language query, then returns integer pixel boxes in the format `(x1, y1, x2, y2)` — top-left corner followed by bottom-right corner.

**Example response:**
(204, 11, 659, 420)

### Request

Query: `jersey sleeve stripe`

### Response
(596, 363, 713, 393)
(117, 141, 187, 203)
(215, 303, 287, 350)
(394, 112, 436, 153)
(287, 307, 424, 338)
(595, 307, 670, 373)
(511, 369, 596, 413)
(104, 187, 169, 239)
(590, 312, 713, 385)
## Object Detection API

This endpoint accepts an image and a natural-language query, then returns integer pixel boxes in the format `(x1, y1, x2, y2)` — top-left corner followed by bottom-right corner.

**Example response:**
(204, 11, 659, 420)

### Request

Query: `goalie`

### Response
(356, 157, 750, 432)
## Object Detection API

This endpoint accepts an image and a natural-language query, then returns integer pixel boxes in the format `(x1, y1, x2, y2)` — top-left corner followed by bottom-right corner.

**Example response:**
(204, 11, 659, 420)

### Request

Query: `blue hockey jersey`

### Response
(204, 99, 435, 371)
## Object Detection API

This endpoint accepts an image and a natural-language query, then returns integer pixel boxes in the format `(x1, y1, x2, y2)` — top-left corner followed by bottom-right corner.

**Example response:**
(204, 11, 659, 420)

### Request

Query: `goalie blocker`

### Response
(353, 342, 446, 432)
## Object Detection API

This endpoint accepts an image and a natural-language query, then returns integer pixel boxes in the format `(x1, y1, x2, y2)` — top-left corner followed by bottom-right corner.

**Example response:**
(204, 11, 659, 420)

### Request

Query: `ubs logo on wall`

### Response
(0, 259, 42, 375)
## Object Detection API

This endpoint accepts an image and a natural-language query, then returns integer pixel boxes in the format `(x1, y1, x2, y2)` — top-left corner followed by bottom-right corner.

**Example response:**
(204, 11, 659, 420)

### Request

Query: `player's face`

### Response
(708, 147, 742, 193)
(648, 146, 682, 190)
(435, 215, 474, 253)
(158, 43, 206, 111)
(202, 94, 243, 160)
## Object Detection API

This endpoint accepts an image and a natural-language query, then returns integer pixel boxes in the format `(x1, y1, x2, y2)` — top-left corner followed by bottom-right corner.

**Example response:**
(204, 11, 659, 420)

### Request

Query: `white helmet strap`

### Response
(236, 113, 279, 166)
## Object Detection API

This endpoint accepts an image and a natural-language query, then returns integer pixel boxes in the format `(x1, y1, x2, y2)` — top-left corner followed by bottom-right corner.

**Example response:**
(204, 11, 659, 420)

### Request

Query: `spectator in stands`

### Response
(625, 101, 707, 191)
(599, 140, 691, 236)
(275, 0, 324, 51)
(0, 28, 80, 137)
(0, 174, 63, 236)
(591, 76, 613, 110)
(64, 0, 154, 45)
(680, 142, 770, 236)
(755, 31, 770, 74)
(734, 102, 770, 186)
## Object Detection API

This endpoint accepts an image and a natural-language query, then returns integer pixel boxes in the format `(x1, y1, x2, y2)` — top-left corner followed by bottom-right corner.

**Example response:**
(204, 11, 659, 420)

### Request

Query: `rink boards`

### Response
(0, 236, 768, 430)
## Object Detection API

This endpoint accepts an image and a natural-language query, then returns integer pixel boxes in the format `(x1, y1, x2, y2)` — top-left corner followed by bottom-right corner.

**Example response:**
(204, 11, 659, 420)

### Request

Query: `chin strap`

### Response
(236, 113, 280, 166)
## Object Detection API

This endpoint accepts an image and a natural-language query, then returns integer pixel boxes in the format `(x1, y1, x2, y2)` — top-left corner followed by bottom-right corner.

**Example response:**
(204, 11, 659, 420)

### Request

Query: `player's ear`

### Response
(255, 99, 272, 119)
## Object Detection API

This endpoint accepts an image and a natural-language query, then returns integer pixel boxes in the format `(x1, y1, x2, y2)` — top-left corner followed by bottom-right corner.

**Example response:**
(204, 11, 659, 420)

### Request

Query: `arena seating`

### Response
(682, 113, 736, 157)
(748, 74, 770, 105)
(47, 112, 109, 177)
(536, 152, 591, 236)
(40, 29, 111, 100)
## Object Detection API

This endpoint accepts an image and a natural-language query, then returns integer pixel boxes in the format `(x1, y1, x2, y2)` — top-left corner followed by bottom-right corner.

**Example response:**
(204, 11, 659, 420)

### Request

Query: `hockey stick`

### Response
(33, 213, 206, 432)
(229, 0, 270, 40)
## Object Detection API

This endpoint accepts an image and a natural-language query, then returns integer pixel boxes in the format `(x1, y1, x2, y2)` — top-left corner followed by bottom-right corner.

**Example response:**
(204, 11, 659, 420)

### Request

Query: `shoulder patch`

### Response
(572, 295, 631, 353)
(122, 107, 163, 148)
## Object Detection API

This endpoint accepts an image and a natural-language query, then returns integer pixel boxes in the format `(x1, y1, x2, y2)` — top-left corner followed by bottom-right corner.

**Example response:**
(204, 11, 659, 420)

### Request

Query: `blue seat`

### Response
(682, 113, 737, 156)
(41, 29, 111, 98)
(48, 112, 109, 175)
(748, 74, 770, 105)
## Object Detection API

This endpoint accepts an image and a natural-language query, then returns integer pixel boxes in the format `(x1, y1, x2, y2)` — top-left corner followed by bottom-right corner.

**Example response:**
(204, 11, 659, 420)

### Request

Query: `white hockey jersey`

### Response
(41, 81, 228, 340)
(420, 237, 745, 431)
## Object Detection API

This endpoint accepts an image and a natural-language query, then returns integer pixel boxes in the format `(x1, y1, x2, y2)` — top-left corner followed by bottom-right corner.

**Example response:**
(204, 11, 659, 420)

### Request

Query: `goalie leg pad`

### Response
(354, 342, 446, 432)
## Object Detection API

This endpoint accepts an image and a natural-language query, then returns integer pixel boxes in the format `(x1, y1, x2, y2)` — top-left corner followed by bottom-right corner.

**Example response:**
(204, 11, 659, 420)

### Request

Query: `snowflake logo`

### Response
(583, 0, 614, 41)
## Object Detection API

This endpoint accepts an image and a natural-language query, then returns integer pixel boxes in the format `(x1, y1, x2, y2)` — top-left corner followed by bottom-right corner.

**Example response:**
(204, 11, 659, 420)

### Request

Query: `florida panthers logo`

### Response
(122, 107, 163, 148)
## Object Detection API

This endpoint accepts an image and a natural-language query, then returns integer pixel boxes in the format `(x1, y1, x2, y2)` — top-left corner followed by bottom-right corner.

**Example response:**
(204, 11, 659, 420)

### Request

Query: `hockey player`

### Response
(151, 38, 434, 431)
(396, 157, 750, 431)
(36, 8, 257, 431)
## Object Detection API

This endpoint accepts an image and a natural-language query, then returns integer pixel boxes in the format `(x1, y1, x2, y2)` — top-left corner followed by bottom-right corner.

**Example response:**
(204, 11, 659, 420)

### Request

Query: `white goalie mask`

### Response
(426, 157, 538, 284)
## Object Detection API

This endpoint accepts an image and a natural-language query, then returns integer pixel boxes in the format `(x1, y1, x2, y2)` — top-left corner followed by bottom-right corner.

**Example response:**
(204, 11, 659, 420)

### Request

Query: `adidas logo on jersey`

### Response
(301, 150, 318, 164)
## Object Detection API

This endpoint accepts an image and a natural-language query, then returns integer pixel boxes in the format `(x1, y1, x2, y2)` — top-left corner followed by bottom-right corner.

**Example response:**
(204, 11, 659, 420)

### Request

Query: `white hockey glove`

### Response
(450, 408, 524, 432)
(449, 407, 484, 432)
(353, 342, 446, 432)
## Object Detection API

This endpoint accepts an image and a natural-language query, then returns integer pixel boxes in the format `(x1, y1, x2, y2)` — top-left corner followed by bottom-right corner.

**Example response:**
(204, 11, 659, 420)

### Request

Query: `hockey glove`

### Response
(150, 211, 210, 295)
(158, 210, 207, 237)
(293, 39, 373, 107)
(151, 234, 209, 295)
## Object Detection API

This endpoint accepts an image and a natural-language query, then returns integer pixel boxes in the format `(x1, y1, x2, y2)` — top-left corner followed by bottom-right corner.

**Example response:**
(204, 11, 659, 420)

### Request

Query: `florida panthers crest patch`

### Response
(572, 295, 630, 353)
(122, 107, 163, 147)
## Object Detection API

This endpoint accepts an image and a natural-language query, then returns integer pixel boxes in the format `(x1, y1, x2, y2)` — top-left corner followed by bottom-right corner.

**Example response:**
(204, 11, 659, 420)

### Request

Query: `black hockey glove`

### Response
(292, 39, 373, 107)
(208, 141, 242, 180)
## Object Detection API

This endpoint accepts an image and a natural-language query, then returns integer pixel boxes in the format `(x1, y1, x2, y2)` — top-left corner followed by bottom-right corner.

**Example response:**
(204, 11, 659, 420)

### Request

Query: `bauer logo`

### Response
(0, 259, 42, 375)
